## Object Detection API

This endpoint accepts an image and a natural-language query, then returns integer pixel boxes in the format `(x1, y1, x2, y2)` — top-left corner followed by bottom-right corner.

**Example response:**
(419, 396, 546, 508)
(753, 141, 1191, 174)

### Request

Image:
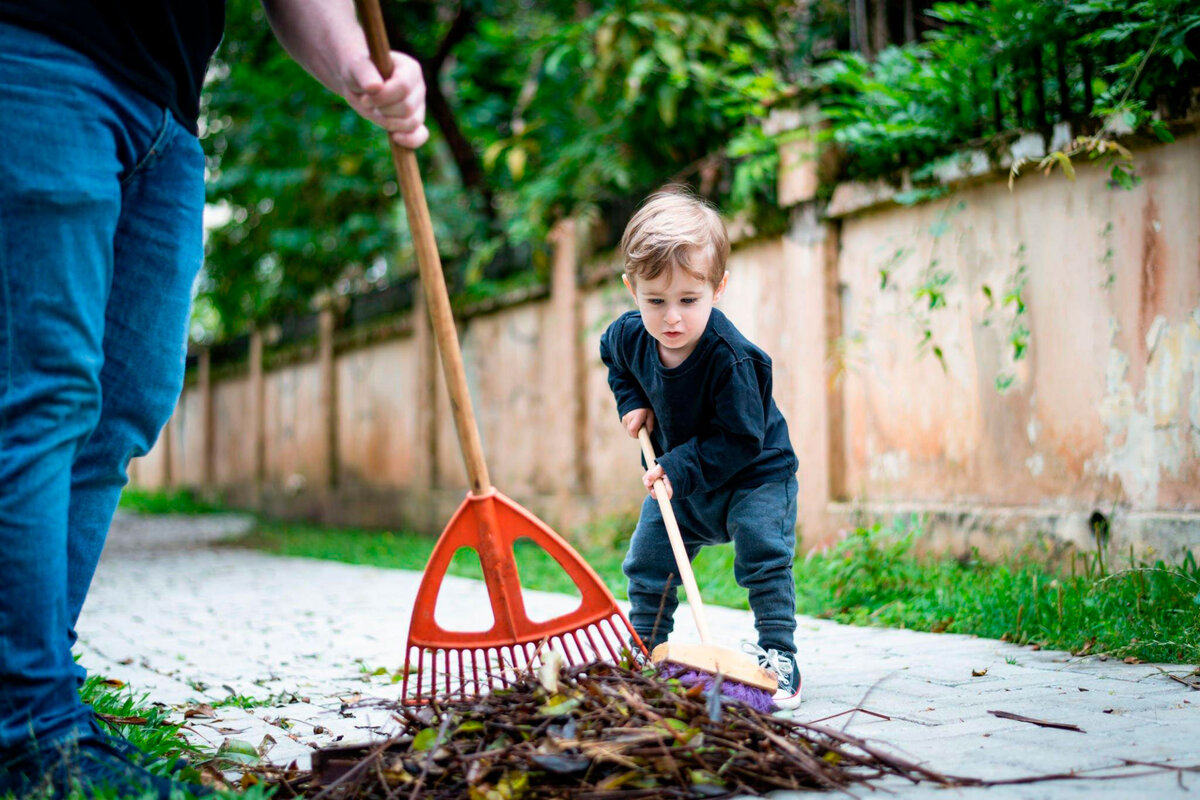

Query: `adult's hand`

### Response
(342, 52, 428, 149)
(260, 0, 429, 149)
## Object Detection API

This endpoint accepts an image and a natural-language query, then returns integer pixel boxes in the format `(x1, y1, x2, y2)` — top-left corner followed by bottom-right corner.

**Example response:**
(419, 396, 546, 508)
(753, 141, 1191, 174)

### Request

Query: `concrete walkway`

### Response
(77, 512, 1199, 798)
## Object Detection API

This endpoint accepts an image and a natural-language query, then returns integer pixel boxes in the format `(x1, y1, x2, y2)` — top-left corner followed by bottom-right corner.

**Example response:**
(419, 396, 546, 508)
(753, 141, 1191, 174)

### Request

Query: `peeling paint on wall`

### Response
(1088, 310, 1200, 506)
(869, 448, 912, 483)
(1025, 453, 1045, 477)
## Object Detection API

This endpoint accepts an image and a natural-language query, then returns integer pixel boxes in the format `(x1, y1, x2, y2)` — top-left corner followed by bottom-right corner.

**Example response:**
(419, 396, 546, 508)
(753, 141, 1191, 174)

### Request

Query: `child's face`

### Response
(624, 263, 728, 365)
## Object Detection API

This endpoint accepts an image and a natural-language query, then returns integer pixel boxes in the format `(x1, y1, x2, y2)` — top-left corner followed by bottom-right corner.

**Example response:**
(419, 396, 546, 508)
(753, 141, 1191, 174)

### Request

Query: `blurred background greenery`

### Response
(194, 0, 1198, 344)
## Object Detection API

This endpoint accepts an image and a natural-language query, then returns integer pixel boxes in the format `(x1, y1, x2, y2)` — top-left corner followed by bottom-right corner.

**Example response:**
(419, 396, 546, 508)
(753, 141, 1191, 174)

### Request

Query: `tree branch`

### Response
(431, 6, 476, 72)
(383, 7, 494, 217)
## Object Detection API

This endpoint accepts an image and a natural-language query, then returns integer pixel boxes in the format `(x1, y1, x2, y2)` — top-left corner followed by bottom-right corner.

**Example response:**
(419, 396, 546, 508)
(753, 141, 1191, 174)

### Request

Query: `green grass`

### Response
(81, 674, 203, 780)
(0, 677, 271, 799)
(791, 521, 1200, 665)
(118, 488, 225, 516)
(230, 514, 1200, 666)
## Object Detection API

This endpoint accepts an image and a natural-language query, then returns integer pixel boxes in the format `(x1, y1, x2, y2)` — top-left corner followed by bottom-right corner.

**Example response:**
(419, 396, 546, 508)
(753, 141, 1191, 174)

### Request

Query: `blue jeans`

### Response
(0, 21, 204, 752)
(623, 476, 798, 654)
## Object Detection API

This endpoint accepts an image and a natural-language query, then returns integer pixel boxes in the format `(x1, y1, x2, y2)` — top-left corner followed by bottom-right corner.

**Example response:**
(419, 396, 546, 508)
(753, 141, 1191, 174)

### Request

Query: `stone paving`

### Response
(76, 511, 1199, 798)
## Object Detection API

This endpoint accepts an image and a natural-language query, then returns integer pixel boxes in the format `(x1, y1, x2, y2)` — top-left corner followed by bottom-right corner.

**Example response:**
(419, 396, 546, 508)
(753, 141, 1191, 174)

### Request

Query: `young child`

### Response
(599, 188, 802, 709)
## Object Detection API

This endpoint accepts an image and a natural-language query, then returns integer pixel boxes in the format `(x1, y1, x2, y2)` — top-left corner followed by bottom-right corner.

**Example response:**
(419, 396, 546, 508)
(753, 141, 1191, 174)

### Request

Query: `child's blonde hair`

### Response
(619, 187, 729, 290)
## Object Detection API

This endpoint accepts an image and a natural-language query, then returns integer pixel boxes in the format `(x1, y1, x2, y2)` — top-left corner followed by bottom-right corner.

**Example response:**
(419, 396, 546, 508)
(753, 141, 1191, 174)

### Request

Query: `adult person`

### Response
(0, 2, 428, 796)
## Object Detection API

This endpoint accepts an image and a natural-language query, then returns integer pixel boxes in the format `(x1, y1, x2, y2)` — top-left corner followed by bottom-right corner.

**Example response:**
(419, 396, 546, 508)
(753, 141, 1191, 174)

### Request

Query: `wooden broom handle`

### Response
(638, 428, 713, 645)
(355, 0, 490, 494)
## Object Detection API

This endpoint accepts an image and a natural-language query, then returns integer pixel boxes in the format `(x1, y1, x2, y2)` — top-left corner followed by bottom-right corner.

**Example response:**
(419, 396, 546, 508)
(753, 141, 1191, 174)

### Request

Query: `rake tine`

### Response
(596, 619, 622, 662)
(512, 644, 530, 683)
(564, 632, 580, 664)
(615, 617, 635, 656)
(524, 641, 537, 670)
(472, 651, 485, 696)
(508, 646, 522, 685)
(493, 647, 507, 689)
(582, 625, 605, 661)
(402, 647, 414, 701)
(571, 631, 590, 663)
(425, 650, 436, 704)
(464, 649, 477, 696)
(563, 637, 582, 667)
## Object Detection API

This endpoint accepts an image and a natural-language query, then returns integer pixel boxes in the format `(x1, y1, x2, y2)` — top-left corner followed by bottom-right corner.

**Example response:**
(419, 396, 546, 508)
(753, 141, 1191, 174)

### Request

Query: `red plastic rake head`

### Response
(401, 490, 644, 703)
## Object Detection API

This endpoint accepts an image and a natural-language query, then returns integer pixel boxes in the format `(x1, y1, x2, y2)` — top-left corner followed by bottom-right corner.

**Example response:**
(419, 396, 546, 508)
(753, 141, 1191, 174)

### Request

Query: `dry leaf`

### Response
(185, 704, 217, 719)
(971, 668, 988, 677)
(539, 650, 565, 694)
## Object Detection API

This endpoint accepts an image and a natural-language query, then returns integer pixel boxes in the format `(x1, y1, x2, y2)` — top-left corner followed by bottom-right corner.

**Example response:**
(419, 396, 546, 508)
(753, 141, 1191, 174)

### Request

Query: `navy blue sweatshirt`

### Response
(600, 308, 798, 499)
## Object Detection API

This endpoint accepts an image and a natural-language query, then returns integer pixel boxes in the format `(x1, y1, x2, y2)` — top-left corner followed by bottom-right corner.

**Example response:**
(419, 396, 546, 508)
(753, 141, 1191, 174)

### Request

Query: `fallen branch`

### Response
(988, 709, 1085, 733)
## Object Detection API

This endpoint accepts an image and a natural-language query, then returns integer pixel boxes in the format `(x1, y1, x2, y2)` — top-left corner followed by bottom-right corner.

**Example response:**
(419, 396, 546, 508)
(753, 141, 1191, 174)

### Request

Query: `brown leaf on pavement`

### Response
(185, 703, 217, 719)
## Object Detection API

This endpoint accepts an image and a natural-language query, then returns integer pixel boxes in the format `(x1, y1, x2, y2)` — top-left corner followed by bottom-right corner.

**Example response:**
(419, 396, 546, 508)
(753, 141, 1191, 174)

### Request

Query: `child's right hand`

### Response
(621, 408, 655, 439)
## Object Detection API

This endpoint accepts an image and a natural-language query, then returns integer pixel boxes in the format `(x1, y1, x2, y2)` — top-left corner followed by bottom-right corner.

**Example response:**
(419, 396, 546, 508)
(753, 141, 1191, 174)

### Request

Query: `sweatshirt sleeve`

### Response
(654, 359, 764, 498)
(600, 316, 651, 420)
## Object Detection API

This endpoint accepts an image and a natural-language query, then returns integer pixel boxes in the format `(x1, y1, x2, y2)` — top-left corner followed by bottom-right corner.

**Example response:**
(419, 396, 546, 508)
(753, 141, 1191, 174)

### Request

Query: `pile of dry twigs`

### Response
(258, 660, 986, 799)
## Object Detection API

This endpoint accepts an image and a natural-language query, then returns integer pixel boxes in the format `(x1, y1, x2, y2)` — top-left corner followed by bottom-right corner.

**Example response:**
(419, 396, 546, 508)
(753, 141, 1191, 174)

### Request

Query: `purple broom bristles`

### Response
(658, 663, 778, 714)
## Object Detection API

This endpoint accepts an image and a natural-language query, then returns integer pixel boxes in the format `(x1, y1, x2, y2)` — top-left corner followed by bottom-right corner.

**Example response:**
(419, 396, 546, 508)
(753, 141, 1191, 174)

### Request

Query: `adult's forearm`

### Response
(260, 0, 368, 99)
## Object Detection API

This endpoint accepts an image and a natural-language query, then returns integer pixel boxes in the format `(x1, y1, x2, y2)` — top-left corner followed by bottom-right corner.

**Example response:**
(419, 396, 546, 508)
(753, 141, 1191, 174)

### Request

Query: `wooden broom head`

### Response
(651, 642, 778, 692)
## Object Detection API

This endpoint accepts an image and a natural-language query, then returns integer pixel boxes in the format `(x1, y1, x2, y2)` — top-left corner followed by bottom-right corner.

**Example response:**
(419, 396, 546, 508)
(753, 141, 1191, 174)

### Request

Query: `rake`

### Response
(353, 0, 643, 704)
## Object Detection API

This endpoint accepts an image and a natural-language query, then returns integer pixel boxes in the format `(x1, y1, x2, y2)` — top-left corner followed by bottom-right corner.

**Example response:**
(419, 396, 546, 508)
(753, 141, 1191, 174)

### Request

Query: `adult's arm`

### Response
(261, 0, 429, 149)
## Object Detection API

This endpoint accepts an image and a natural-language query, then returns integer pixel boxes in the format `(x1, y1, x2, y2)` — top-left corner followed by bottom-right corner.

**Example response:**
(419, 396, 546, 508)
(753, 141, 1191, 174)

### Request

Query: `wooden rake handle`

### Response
(355, 0, 491, 494)
(637, 428, 714, 645)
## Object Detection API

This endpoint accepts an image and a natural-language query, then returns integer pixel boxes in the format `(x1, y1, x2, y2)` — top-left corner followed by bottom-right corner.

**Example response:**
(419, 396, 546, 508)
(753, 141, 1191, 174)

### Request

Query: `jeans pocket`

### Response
(120, 109, 173, 188)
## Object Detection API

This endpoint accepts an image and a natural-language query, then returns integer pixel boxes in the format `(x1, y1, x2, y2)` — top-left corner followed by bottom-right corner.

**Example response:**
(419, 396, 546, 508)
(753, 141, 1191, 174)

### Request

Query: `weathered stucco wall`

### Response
(130, 132, 1200, 558)
(837, 134, 1200, 516)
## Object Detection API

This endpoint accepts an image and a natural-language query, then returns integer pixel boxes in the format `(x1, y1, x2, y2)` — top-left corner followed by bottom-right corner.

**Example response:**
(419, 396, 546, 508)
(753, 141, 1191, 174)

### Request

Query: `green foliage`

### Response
(198, 0, 1197, 341)
(118, 488, 225, 516)
(75, 677, 288, 798)
(504, 2, 792, 235)
(229, 520, 631, 600)
(81, 676, 203, 779)
(198, 0, 406, 341)
(815, 0, 1199, 183)
(797, 521, 1200, 664)
(198, 0, 795, 342)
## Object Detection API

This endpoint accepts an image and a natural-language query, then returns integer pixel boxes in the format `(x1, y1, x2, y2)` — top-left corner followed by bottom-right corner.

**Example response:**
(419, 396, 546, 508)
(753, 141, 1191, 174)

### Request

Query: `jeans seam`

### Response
(120, 109, 172, 188)
(0, 237, 9, 430)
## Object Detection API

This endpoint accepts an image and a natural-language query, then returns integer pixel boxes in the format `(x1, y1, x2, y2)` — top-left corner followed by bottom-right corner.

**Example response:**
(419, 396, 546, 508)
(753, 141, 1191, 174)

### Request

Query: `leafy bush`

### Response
(814, 0, 1199, 183)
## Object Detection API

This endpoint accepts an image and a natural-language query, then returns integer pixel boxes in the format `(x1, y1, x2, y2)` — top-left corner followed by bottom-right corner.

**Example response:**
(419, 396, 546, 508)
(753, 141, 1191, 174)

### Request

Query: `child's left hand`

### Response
(643, 464, 673, 500)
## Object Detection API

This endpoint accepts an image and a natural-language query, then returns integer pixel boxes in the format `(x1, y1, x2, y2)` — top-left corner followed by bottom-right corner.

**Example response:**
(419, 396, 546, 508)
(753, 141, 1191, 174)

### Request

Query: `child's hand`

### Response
(622, 408, 655, 438)
(643, 464, 673, 500)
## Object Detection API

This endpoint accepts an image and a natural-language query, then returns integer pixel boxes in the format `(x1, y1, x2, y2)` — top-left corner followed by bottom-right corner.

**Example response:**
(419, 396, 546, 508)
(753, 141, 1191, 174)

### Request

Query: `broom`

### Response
(636, 428, 778, 712)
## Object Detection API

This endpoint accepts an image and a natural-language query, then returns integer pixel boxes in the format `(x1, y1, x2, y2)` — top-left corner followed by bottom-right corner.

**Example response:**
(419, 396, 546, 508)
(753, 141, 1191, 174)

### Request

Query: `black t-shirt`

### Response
(600, 308, 798, 499)
(0, 1, 225, 134)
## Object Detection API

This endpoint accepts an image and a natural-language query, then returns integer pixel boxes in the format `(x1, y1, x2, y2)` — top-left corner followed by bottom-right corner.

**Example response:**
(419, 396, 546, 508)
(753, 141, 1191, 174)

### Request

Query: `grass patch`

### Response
(71, 675, 273, 799)
(229, 519, 630, 599)
(81, 675, 201, 778)
(792, 521, 1200, 665)
(118, 488, 224, 516)
(228, 513, 1200, 665)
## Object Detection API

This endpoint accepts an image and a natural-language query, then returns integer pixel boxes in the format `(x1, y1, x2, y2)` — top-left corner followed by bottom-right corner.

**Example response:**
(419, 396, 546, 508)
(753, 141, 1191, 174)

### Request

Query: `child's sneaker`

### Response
(626, 637, 651, 669)
(743, 643, 802, 710)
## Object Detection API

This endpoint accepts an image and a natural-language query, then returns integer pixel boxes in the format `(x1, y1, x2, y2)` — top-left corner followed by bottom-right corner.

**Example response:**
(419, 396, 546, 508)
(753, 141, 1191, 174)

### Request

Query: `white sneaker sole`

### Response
(773, 688, 802, 711)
